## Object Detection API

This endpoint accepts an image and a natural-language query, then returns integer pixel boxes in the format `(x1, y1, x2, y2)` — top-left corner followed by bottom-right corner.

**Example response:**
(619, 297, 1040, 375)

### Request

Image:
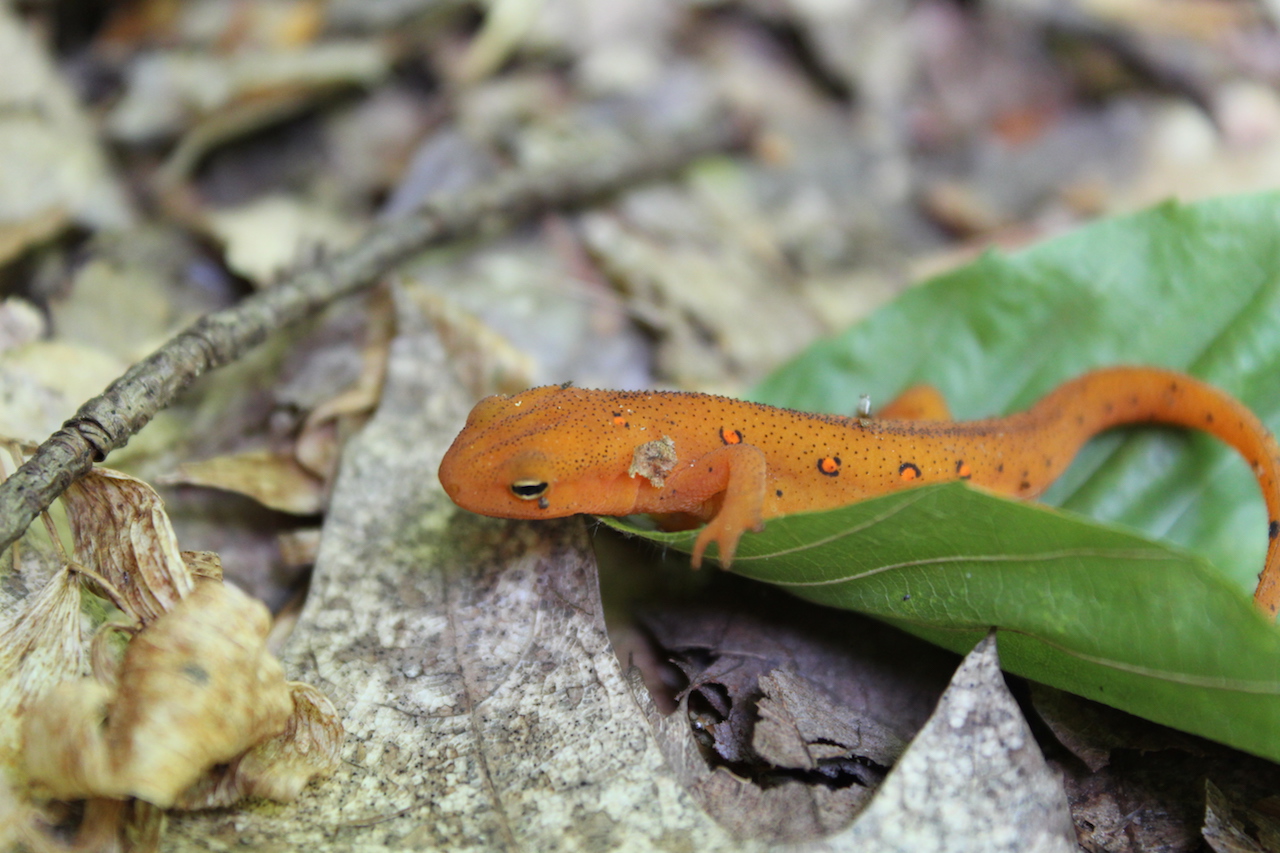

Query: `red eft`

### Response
(438, 366, 1280, 616)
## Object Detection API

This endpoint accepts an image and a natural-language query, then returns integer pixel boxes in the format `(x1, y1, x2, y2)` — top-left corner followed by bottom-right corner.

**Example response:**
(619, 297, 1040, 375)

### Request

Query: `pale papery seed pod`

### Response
(0, 566, 87, 771)
(61, 469, 195, 624)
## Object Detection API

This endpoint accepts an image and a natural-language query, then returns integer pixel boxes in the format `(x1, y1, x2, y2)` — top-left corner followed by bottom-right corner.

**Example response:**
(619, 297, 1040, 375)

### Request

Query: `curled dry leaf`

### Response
(410, 287, 536, 399)
(0, 567, 86, 769)
(174, 682, 344, 809)
(161, 451, 327, 515)
(62, 468, 194, 624)
(294, 290, 394, 481)
(22, 581, 293, 807)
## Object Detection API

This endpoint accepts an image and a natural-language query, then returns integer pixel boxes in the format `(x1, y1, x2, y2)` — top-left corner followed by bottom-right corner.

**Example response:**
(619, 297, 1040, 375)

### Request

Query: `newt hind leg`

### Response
(877, 385, 952, 421)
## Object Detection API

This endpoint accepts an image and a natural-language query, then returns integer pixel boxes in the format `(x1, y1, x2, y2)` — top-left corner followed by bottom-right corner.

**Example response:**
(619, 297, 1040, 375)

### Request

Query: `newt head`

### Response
(438, 385, 644, 520)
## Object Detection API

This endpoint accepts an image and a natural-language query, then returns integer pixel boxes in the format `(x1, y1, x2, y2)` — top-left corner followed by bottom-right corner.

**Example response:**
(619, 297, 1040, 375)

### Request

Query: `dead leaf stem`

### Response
(0, 118, 745, 554)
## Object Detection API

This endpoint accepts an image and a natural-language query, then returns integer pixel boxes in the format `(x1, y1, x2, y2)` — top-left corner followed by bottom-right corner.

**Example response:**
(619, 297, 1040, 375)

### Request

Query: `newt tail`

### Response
(1002, 368, 1280, 615)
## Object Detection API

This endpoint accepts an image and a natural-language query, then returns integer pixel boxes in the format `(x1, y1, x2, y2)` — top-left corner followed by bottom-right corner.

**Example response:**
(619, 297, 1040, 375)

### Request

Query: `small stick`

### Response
(0, 118, 746, 554)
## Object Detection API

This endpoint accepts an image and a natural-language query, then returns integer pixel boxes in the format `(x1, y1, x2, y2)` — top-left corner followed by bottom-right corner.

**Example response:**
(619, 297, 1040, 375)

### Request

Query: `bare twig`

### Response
(0, 118, 746, 554)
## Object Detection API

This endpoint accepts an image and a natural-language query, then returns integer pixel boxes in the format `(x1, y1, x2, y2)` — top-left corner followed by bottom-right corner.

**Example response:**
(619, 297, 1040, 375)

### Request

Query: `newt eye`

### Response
(511, 480, 549, 500)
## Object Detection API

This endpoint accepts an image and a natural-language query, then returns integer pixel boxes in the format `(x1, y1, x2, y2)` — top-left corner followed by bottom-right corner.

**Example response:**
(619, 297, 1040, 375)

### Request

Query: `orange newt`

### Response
(438, 367, 1280, 616)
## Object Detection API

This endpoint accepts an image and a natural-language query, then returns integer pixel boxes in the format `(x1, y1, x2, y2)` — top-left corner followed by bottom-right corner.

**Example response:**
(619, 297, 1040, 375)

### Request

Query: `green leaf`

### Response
(607, 193, 1280, 760)
(755, 194, 1280, 594)
(602, 484, 1280, 760)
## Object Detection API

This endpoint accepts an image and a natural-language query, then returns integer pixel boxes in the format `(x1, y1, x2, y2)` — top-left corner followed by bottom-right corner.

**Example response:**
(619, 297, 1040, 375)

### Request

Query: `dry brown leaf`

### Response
(0, 298, 44, 353)
(0, 207, 69, 269)
(204, 194, 364, 284)
(0, 342, 129, 444)
(23, 581, 293, 807)
(105, 43, 392, 143)
(294, 290, 393, 480)
(67, 797, 166, 853)
(0, 4, 132, 231)
(62, 468, 195, 624)
(754, 669, 905, 772)
(579, 184, 822, 388)
(162, 451, 327, 515)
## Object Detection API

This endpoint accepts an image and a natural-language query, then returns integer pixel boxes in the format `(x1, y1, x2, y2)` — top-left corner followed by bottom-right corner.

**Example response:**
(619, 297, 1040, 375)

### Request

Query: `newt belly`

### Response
(437, 367, 1280, 616)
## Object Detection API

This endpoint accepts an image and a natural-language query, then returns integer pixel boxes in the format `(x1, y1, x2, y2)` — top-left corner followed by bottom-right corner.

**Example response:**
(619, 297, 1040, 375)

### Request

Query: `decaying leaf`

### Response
(161, 450, 328, 515)
(836, 633, 1076, 852)
(634, 587, 953, 843)
(1029, 681, 1206, 773)
(754, 669, 905, 774)
(1203, 779, 1280, 853)
(23, 581, 294, 807)
(0, 4, 132, 233)
(62, 468, 195, 624)
(0, 342, 129, 444)
(205, 195, 364, 285)
(105, 43, 392, 144)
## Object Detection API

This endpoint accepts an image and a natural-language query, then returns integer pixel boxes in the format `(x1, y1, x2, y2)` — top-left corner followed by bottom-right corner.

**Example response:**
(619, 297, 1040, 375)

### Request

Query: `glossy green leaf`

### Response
(607, 193, 1280, 760)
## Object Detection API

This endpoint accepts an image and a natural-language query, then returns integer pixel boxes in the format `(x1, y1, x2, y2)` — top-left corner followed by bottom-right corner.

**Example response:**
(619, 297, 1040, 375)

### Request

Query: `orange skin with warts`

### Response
(438, 367, 1280, 616)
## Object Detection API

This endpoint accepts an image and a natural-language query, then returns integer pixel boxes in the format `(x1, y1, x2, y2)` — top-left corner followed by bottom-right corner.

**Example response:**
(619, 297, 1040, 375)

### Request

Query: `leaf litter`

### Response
(0, 445, 341, 850)
(7, 0, 1280, 849)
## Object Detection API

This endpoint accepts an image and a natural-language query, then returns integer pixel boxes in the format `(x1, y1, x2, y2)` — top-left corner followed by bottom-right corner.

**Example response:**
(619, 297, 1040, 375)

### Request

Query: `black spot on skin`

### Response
(997, 463, 1004, 473)
(183, 663, 210, 685)
(1271, 520, 1279, 540)
(1206, 412, 1215, 424)
(776, 489, 783, 497)
(1019, 481, 1032, 492)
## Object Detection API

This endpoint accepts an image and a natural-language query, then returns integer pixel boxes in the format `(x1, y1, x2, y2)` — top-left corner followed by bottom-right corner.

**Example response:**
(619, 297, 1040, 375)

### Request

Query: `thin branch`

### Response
(0, 118, 746, 553)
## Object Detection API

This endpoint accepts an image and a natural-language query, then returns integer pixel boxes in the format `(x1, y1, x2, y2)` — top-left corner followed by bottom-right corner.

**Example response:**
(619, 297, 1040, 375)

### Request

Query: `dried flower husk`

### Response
(174, 682, 344, 809)
(23, 581, 293, 807)
(0, 566, 87, 769)
(61, 468, 194, 624)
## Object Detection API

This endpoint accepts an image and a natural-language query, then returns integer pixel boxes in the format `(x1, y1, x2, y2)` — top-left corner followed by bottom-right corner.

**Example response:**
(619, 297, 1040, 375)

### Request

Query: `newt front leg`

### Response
(651, 443, 768, 568)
